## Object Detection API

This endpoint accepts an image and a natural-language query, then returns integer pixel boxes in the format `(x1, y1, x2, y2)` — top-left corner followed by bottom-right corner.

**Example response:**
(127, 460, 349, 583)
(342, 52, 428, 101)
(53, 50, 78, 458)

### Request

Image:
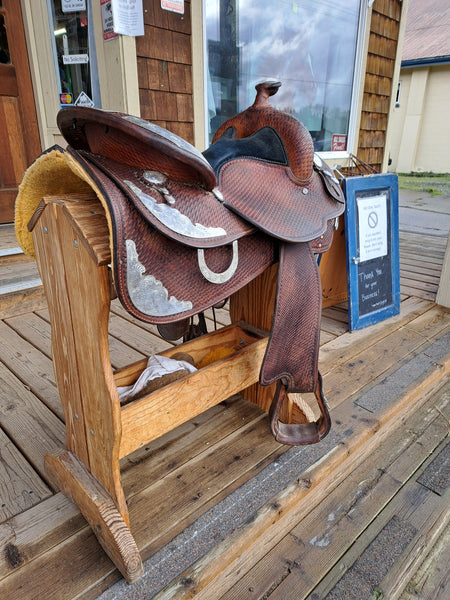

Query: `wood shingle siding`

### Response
(375, 0, 402, 21)
(357, 0, 403, 171)
(137, 0, 194, 143)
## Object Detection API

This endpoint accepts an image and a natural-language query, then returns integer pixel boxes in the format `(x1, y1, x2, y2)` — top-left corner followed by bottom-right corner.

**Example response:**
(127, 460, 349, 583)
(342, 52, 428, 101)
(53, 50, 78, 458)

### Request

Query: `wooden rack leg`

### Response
(32, 198, 141, 581)
(45, 449, 143, 582)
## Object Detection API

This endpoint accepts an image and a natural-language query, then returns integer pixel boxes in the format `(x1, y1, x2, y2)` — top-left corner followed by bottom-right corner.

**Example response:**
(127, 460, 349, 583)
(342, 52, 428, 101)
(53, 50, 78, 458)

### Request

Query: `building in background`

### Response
(387, 0, 450, 174)
(1, 0, 408, 224)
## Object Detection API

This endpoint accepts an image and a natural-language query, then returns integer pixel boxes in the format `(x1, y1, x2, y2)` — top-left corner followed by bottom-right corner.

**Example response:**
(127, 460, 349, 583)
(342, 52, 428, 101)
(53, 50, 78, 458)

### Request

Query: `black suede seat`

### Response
(203, 126, 289, 174)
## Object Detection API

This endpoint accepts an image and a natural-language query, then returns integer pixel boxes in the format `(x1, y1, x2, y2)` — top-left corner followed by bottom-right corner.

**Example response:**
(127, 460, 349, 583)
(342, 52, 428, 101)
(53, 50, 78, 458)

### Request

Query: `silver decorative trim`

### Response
(314, 154, 340, 184)
(329, 170, 339, 184)
(313, 154, 323, 168)
(125, 180, 227, 239)
(198, 240, 238, 284)
(163, 193, 176, 205)
(212, 187, 224, 202)
(126, 239, 192, 316)
(142, 173, 177, 205)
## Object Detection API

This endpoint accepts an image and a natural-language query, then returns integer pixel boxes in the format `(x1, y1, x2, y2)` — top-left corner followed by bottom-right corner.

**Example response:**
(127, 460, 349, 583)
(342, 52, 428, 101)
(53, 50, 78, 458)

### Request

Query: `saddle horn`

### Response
(253, 80, 282, 107)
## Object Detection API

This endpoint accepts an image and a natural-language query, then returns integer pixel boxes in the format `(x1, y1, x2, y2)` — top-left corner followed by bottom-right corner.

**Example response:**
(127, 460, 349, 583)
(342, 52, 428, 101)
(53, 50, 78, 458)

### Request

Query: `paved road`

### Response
(399, 189, 450, 237)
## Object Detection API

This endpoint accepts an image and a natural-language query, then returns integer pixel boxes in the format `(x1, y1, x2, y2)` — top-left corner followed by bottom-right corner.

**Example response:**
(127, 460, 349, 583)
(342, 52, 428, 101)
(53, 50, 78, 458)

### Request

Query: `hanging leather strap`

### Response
(260, 241, 331, 445)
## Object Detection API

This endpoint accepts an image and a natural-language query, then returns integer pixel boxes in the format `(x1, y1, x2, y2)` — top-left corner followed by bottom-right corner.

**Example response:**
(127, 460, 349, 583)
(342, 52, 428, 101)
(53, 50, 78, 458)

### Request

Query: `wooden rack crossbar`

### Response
(118, 327, 268, 458)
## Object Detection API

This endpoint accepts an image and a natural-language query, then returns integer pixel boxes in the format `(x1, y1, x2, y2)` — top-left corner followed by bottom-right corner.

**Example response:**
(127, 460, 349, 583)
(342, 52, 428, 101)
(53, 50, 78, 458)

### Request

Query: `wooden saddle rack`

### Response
(15, 81, 344, 582)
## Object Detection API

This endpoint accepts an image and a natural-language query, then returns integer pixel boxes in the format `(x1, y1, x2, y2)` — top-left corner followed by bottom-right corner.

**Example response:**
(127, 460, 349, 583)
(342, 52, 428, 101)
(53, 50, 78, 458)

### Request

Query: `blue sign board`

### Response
(343, 173, 400, 331)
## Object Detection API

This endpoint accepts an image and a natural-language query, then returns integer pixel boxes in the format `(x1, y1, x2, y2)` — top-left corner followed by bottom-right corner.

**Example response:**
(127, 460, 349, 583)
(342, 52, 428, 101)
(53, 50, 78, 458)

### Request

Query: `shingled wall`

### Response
(136, 0, 194, 144)
(357, 0, 403, 171)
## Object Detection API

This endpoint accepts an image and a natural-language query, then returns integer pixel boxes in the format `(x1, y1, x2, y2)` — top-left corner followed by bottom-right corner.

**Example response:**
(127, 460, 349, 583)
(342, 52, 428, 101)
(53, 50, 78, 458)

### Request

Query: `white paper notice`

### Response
(61, 0, 86, 13)
(111, 0, 144, 36)
(101, 0, 118, 41)
(357, 193, 388, 262)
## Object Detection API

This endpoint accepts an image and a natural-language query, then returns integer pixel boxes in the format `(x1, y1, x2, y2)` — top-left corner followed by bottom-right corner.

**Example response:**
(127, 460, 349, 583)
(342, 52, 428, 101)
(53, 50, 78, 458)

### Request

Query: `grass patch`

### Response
(397, 173, 450, 196)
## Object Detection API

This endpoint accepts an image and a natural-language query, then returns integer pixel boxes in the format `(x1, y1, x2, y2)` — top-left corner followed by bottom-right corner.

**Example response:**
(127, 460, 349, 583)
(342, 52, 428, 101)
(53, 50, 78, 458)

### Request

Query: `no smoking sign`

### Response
(357, 194, 388, 262)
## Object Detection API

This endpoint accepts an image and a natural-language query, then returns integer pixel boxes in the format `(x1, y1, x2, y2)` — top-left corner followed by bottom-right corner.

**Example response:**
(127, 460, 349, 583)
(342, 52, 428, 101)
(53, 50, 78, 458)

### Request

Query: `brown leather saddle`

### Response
(57, 81, 345, 446)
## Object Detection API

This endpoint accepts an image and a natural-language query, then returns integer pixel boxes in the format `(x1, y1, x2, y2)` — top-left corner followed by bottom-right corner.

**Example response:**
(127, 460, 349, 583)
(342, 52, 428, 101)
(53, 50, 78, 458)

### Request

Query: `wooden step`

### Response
(0, 274, 45, 319)
(0, 225, 45, 317)
(0, 261, 41, 291)
(0, 247, 32, 263)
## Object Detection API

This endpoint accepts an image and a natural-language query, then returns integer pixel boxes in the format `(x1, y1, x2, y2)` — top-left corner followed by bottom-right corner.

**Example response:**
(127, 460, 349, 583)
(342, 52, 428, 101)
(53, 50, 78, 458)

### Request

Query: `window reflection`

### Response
(0, 14, 11, 64)
(205, 0, 361, 151)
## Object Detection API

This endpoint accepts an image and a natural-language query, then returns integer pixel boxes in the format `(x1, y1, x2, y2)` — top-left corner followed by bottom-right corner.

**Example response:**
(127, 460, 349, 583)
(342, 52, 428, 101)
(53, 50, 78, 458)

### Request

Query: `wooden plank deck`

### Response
(0, 230, 448, 599)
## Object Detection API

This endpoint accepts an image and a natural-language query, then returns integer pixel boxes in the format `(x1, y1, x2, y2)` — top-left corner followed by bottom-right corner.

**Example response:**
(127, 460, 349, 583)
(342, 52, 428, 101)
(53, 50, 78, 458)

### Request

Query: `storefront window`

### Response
(47, 0, 101, 108)
(205, 0, 363, 152)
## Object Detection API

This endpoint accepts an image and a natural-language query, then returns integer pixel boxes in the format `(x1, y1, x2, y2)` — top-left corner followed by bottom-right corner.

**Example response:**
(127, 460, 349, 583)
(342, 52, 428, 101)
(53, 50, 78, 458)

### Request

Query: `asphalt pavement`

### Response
(399, 189, 450, 237)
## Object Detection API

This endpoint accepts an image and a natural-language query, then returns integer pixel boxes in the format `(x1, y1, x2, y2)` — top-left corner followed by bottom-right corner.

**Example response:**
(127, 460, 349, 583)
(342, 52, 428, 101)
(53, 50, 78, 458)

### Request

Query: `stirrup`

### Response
(269, 372, 331, 445)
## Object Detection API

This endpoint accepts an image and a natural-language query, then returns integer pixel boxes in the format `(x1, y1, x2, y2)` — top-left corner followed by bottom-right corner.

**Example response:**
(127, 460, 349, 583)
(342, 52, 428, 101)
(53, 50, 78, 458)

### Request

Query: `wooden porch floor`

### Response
(0, 230, 449, 599)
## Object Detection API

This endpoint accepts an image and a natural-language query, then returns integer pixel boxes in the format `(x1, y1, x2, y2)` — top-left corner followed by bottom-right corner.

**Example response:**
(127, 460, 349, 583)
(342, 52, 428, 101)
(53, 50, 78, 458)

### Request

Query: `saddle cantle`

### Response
(17, 80, 344, 446)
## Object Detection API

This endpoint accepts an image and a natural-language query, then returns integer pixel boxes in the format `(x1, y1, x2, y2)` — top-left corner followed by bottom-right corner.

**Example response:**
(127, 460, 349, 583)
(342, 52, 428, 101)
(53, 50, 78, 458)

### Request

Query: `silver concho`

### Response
(143, 170, 167, 186)
(125, 180, 227, 239)
(126, 239, 192, 317)
(197, 240, 239, 284)
(142, 171, 176, 205)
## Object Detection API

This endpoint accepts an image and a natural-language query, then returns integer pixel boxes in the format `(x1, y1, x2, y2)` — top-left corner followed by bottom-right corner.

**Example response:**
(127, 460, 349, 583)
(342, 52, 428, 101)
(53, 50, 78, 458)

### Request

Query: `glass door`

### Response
(47, 0, 101, 108)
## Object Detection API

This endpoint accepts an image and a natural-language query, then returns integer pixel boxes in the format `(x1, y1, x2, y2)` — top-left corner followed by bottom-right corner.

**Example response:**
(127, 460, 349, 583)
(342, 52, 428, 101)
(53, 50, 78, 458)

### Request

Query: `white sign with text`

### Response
(111, 0, 144, 36)
(61, 0, 86, 13)
(63, 54, 89, 64)
(357, 193, 388, 263)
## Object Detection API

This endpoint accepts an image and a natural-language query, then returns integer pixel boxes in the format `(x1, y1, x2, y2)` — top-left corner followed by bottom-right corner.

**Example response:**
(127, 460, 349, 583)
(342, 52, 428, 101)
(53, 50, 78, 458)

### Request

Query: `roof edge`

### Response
(402, 56, 450, 68)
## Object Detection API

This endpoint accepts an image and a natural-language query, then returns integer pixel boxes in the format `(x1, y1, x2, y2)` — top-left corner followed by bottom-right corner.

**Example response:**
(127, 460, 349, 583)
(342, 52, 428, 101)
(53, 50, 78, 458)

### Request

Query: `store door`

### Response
(0, 0, 41, 223)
